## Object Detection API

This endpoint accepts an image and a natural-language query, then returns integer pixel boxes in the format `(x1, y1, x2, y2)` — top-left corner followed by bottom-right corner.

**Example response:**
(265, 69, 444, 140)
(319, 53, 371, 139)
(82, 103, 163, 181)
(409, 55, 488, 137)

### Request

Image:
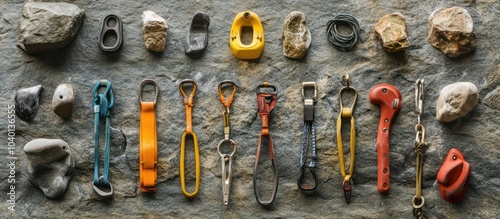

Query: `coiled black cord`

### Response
(326, 14, 360, 51)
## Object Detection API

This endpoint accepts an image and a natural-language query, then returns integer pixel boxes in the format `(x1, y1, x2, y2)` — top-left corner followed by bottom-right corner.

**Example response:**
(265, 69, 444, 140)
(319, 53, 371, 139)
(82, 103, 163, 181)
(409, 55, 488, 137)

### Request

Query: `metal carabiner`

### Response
(218, 139, 236, 205)
(217, 80, 237, 205)
(297, 82, 318, 191)
(92, 80, 114, 197)
(218, 81, 237, 140)
(139, 79, 158, 104)
(415, 79, 424, 123)
(254, 83, 278, 206)
(337, 74, 357, 203)
(179, 79, 200, 198)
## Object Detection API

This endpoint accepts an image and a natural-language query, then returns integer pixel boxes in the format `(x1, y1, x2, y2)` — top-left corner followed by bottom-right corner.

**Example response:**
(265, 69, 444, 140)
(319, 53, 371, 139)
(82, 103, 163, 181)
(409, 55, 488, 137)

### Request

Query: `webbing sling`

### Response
(297, 82, 318, 191)
(179, 79, 200, 198)
(254, 83, 278, 206)
(336, 75, 357, 203)
(139, 79, 159, 192)
(92, 80, 114, 197)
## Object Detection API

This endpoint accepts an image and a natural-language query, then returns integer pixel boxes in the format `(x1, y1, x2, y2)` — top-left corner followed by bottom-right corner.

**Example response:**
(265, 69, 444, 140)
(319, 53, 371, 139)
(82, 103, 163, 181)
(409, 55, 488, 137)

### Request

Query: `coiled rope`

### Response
(326, 14, 360, 51)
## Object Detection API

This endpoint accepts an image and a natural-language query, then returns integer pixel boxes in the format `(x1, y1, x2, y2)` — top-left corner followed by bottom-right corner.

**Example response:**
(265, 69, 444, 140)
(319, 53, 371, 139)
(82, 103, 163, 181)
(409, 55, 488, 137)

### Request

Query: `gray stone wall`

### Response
(1, 0, 499, 218)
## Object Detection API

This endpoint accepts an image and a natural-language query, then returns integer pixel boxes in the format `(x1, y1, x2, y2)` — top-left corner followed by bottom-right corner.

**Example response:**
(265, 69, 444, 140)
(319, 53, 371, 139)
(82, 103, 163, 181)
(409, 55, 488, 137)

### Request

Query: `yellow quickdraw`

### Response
(336, 74, 357, 203)
(179, 80, 200, 198)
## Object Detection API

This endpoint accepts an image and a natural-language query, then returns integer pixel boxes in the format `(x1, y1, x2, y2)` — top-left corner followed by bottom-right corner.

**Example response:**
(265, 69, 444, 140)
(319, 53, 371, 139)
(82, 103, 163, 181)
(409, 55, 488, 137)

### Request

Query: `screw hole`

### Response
(59, 95, 63, 99)
(382, 88, 387, 93)
(244, 12, 250, 19)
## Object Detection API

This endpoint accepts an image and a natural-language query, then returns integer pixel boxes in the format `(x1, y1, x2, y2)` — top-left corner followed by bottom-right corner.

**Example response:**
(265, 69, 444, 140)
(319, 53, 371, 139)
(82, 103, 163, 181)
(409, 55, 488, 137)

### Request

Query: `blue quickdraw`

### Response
(92, 80, 115, 197)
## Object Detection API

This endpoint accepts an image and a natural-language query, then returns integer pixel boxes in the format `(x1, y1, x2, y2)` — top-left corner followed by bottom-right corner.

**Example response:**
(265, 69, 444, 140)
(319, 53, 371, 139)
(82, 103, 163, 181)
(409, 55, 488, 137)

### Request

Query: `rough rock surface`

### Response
(282, 11, 311, 59)
(14, 85, 42, 121)
(185, 12, 210, 55)
(427, 7, 476, 57)
(436, 82, 479, 122)
(52, 83, 75, 119)
(374, 12, 409, 53)
(1, 1, 499, 218)
(17, 2, 85, 54)
(23, 139, 75, 199)
(142, 10, 168, 52)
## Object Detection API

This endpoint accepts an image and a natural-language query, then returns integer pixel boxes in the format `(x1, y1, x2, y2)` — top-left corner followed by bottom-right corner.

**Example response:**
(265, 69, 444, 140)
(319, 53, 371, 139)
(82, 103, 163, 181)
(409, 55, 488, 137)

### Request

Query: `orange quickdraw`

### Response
(139, 79, 158, 192)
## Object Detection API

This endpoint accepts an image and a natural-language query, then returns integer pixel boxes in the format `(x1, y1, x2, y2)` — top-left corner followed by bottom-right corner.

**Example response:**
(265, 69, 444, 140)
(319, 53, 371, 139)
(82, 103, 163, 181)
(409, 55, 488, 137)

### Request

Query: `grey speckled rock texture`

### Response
(0, 0, 499, 218)
(17, 2, 85, 54)
(23, 138, 75, 199)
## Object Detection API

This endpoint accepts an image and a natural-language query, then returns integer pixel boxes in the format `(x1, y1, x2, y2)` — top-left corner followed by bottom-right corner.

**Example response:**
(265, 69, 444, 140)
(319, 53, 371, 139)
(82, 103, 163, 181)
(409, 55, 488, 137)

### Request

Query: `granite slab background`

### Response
(1, 0, 499, 218)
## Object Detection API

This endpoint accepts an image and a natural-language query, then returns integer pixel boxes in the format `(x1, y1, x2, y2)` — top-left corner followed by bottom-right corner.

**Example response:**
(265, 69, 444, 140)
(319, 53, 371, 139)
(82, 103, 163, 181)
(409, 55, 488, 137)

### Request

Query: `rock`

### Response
(52, 83, 75, 118)
(436, 82, 479, 122)
(142, 11, 168, 52)
(15, 85, 43, 121)
(185, 12, 210, 54)
(427, 7, 476, 57)
(374, 13, 409, 53)
(17, 2, 85, 54)
(24, 139, 75, 199)
(1, 1, 499, 218)
(281, 11, 311, 59)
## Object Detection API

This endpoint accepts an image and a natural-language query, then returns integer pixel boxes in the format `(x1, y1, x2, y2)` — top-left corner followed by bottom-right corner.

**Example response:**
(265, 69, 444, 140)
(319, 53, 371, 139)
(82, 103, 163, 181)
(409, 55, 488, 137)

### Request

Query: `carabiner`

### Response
(342, 180, 352, 203)
(139, 79, 159, 192)
(337, 74, 357, 203)
(254, 83, 278, 206)
(179, 79, 200, 198)
(415, 79, 424, 124)
(217, 80, 237, 205)
(92, 80, 114, 197)
(297, 82, 318, 191)
(218, 139, 236, 205)
(413, 79, 428, 218)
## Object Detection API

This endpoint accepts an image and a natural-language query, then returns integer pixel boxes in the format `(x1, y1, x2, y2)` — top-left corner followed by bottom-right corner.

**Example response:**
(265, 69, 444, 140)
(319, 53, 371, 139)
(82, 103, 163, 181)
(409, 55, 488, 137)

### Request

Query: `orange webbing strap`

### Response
(139, 80, 158, 192)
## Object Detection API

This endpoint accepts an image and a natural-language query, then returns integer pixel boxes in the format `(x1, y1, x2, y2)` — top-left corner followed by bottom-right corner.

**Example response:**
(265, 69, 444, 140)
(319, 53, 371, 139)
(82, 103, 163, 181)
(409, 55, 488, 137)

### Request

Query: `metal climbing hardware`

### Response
(413, 79, 428, 219)
(179, 79, 200, 198)
(254, 83, 278, 206)
(92, 80, 115, 197)
(297, 82, 318, 191)
(139, 79, 159, 192)
(217, 81, 237, 205)
(336, 74, 358, 203)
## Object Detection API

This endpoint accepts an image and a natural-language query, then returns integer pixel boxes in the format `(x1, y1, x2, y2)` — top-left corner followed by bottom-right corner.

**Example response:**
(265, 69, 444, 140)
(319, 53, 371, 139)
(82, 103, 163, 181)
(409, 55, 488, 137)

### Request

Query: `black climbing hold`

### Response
(15, 85, 43, 121)
(99, 14, 123, 52)
(185, 11, 210, 55)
